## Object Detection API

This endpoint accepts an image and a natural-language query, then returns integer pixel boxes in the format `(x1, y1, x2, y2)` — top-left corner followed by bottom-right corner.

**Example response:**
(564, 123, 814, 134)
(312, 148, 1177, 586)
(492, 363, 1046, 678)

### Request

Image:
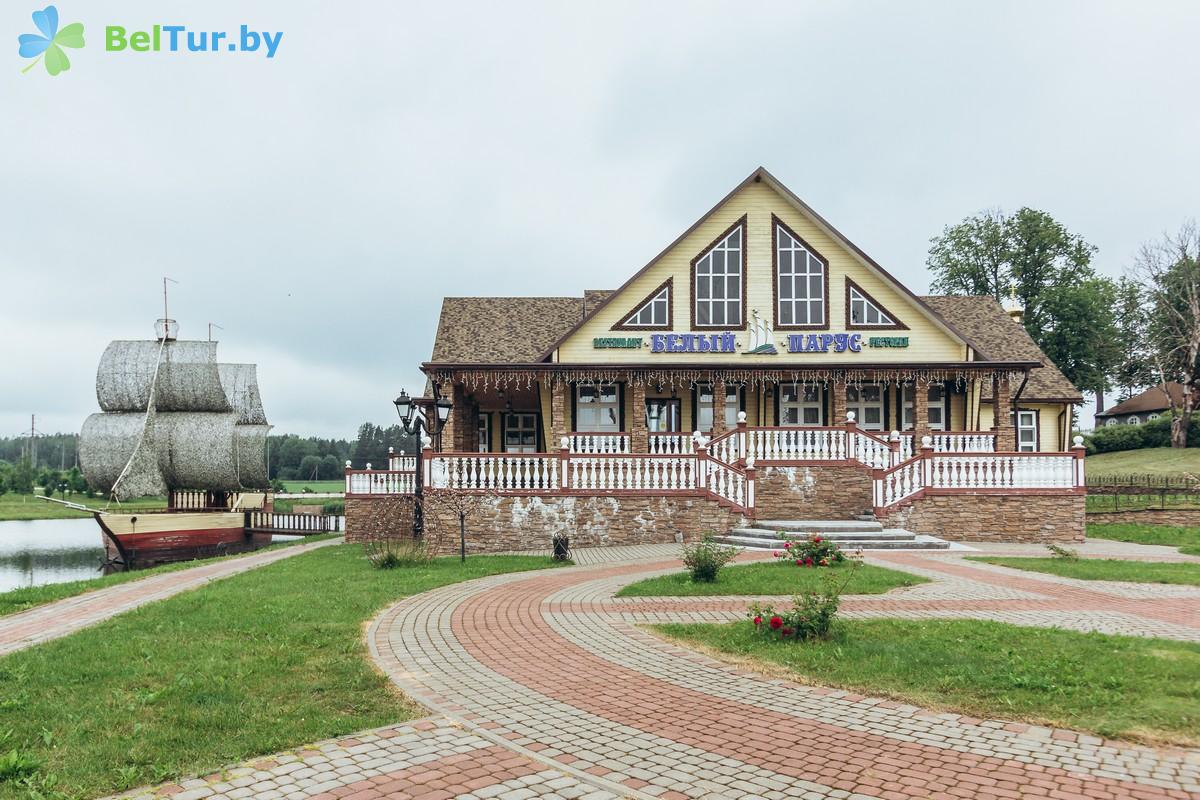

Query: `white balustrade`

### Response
(431, 455, 559, 491)
(706, 431, 742, 465)
(931, 433, 996, 453)
(568, 433, 631, 454)
(849, 431, 893, 469)
(387, 454, 418, 471)
(747, 428, 848, 462)
(928, 454, 1076, 490)
(569, 456, 695, 492)
(705, 459, 747, 509)
(873, 459, 925, 509)
(648, 433, 690, 455)
(346, 470, 416, 495)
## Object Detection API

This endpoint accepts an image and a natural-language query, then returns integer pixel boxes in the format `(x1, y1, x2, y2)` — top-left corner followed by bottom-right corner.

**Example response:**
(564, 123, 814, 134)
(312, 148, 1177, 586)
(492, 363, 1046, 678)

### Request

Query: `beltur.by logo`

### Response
(106, 24, 282, 58)
(17, 5, 84, 76)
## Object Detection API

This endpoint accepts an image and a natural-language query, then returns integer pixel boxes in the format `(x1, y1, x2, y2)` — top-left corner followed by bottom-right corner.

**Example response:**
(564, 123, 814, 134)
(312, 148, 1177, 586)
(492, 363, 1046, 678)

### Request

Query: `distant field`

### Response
(279, 480, 344, 494)
(0, 494, 166, 522)
(1086, 448, 1200, 478)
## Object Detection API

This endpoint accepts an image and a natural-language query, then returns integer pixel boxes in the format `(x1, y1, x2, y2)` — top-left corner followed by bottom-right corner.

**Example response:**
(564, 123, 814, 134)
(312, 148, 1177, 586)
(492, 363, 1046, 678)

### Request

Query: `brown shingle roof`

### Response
(430, 297, 585, 363)
(1096, 383, 1186, 417)
(920, 296, 1082, 402)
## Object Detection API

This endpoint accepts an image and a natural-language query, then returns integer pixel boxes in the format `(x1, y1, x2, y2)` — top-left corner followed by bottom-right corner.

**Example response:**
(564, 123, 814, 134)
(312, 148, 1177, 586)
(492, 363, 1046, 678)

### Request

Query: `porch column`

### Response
(438, 381, 468, 453)
(831, 380, 848, 424)
(711, 378, 729, 437)
(630, 380, 648, 452)
(550, 380, 570, 451)
(913, 379, 930, 440)
(992, 374, 1016, 450)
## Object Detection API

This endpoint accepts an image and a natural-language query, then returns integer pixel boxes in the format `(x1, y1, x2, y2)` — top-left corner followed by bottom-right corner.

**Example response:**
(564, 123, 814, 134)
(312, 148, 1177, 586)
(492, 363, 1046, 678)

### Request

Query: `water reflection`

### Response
(0, 518, 105, 593)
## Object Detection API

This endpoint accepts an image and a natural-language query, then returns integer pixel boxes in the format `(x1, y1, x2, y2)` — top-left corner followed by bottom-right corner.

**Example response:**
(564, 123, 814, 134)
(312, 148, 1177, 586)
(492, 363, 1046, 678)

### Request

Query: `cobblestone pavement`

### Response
(109, 544, 1200, 799)
(0, 536, 340, 656)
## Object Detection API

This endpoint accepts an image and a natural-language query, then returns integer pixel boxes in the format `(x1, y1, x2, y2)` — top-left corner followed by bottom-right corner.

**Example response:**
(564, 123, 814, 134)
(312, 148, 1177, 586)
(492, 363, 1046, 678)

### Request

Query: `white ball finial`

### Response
(560, 436, 570, 449)
(920, 435, 933, 448)
(692, 430, 702, 441)
(366, 462, 372, 470)
(846, 411, 856, 422)
(1073, 435, 1084, 447)
(345, 460, 351, 468)
(737, 411, 747, 423)
(889, 430, 900, 441)
(745, 456, 755, 469)
(388, 446, 394, 453)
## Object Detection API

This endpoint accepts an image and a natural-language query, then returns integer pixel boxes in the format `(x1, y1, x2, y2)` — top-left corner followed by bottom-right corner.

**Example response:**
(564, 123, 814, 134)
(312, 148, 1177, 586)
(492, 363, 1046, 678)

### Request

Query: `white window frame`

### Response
(776, 223, 826, 327)
(697, 384, 741, 432)
(1127, 415, 1140, 425)
(477, 413, 491, 453)
(1016, 409, 1038, 452)
(846, 384, 885, 431)
(1104, 418, 1119, 427)
(900, 384, 947, 431)
(694, 225, 743, 328)
(576, 384, 621, 432)
(779, 384, 824, 427)
(849, 286, 895, 326)
(1148, 413, 1160, 421)
(622, 284, 670, 328)
(503, 412, 538, 453)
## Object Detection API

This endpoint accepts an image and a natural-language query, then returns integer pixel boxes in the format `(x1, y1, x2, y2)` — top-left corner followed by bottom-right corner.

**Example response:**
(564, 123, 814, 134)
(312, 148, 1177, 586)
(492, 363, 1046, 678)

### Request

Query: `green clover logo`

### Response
(18, 6, 84, 76)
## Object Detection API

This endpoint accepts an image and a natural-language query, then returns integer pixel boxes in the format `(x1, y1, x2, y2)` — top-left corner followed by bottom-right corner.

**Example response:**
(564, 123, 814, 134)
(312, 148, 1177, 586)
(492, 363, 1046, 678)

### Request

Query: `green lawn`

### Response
(1085, 447, 1200, 478)
(616, 560, 926, 597)
(1087, 523, 1200, 556)
(0, 546, 562, 799)
(279, 480, 344, 494)
(656, 618, 1200, 746)
(967, 556, 1200, 586)
(0, 534, 340, 618)
(0, 494, 165, 522)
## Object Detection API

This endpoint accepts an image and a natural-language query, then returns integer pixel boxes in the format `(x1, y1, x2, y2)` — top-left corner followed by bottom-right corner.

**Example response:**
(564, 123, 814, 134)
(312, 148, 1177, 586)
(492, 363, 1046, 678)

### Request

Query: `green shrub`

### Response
(321, 500, 345, 515)
(681, 535, 738, 583)
(1086, 423, 1145, 453)
(748, 561, 860, 641)
(774, 533, 848, 567)
(364, 537, 428, 569)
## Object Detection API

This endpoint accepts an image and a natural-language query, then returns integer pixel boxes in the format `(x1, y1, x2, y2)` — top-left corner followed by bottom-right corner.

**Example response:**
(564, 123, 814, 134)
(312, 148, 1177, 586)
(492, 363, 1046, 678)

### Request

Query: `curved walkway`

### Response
(108, 545, 1200, 800)
(0, 536, 340, 656)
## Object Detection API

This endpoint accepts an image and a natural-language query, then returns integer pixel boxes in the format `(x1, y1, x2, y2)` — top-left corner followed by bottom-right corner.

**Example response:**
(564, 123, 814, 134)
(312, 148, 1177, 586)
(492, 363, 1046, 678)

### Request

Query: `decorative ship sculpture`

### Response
(78, 315, 278, 568)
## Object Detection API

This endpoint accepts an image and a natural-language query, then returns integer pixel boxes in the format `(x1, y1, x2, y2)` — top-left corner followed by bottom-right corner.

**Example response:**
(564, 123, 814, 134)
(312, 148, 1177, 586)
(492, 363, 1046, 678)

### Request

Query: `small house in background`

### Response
(1095, 382, 1191, 427)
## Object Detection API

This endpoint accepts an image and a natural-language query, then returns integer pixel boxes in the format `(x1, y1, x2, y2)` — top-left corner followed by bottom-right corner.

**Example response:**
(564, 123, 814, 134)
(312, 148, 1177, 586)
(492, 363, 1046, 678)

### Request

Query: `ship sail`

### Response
(80, 338, 272, 500)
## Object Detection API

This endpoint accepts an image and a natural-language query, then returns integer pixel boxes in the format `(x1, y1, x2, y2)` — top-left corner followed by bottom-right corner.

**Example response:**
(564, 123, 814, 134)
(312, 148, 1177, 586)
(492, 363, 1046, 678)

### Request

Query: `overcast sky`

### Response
(2, 1, 1197, 439)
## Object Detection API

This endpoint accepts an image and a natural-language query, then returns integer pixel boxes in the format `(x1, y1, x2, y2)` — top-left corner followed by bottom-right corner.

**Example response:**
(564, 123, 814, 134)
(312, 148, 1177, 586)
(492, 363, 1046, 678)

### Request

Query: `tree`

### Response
(928, 207, 1113, 400)
(298, 454, 324, 481)
(10, 458, 34, 494)
(1112, 276, 1152, 400)
(1136, 221, 1200, 448)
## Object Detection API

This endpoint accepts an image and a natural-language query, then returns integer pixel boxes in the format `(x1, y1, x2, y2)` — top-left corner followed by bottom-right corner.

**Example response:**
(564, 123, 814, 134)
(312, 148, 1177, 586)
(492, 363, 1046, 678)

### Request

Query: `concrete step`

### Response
(714, 533, 951, 551)
(751, 519, 883, 533)
(727, 528, 916, 542)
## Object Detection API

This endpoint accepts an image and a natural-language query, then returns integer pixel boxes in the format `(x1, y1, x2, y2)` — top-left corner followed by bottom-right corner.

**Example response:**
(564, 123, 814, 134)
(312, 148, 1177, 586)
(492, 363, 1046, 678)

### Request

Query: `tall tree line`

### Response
(927, 209, 1198, 445)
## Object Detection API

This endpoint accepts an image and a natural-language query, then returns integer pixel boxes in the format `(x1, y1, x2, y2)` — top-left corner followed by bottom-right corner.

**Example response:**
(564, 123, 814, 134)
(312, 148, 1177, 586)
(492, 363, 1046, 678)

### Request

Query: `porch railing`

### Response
(566, 454, 697, 492)
(648, 432, 691, 455)
(432, 454, 559, 491)
(568, 432, 630, 454)
(346, 468, 416, 496)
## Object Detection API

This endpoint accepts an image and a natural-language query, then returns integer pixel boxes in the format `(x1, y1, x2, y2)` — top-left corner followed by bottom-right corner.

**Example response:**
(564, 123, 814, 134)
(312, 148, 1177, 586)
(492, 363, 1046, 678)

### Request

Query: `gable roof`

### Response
(1095, 383, 1187, 417)
(920, 296, 1081, 402)
(537, 166, 988, 361)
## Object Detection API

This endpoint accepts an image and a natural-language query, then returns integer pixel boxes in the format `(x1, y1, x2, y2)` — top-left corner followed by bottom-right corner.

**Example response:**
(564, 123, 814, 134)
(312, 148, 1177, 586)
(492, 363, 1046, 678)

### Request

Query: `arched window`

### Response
(1148, 413, 1160, 421)
(1105, 418, 1119, 427)
(1127, 416, 1140, 425)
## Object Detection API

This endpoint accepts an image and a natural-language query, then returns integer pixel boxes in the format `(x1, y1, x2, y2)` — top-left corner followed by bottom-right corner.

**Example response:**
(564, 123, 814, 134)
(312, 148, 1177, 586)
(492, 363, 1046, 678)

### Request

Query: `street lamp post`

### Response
(393, 388, 453, 537)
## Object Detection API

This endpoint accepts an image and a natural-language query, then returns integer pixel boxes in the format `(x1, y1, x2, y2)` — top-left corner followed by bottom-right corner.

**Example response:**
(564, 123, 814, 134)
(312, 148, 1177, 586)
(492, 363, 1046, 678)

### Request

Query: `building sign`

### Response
(592, 331, 911, 353)
(650, 332, 736, 353)
(593, 337, 642, 349)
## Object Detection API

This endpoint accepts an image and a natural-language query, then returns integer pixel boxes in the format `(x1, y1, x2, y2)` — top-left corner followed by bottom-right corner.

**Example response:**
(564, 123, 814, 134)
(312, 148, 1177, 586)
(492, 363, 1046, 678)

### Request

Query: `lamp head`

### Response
(435, 394, 453, 424)
(393, 390, 413, 424)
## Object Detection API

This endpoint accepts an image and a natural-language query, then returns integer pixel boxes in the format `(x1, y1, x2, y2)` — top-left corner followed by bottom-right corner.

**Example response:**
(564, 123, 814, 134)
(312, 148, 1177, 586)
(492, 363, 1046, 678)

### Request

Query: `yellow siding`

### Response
(556, 181, 965, 364)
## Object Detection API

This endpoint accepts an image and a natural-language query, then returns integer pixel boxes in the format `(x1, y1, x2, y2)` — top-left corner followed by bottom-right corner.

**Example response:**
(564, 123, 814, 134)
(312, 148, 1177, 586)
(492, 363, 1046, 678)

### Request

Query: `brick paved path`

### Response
(0, 536, 340, 656)
(109, 546, 1200, 800)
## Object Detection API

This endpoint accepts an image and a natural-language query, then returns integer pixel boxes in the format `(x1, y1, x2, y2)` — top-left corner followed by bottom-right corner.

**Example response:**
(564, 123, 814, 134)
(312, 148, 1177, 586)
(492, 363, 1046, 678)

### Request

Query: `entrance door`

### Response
(779, 384, 823, 426)
(503, 413, 538, 453)
(645, 399, 682, 432)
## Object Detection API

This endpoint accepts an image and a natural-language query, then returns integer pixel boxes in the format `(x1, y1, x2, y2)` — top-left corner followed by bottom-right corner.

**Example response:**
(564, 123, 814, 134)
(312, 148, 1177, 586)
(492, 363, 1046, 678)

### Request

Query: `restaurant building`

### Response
(346, 168, 1086, 550)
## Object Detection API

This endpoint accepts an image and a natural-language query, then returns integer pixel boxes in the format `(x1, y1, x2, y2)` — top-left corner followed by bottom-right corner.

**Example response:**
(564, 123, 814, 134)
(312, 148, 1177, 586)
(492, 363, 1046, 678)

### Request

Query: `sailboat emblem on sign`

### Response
(745, 309, 778, 355)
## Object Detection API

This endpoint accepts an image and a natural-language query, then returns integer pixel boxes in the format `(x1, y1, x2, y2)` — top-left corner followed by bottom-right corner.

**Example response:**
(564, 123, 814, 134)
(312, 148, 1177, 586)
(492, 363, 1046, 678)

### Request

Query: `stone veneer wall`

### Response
(753, 465, 873, 520)
(345, 495, 417, 541)
(1086, 508, 1200, 527)
(883, 493, 1085, 542)
(346, 494, 742, 555)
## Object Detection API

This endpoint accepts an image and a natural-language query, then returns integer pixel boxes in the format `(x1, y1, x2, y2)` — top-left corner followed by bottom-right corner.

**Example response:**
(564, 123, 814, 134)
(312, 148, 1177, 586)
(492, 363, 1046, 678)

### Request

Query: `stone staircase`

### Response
(715, 518, 951, 551)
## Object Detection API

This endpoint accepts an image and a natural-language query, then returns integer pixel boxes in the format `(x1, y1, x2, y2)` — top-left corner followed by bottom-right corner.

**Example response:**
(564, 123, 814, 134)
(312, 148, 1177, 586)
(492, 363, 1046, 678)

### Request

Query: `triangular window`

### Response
(612, 278, 672, 330)
(846, 278, 906, 329)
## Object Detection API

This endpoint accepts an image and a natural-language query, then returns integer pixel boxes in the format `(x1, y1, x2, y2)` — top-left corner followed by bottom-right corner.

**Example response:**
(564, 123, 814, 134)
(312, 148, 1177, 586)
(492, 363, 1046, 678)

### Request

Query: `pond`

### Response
(0, 518, 319, 593)
(0, 518, 105, 593)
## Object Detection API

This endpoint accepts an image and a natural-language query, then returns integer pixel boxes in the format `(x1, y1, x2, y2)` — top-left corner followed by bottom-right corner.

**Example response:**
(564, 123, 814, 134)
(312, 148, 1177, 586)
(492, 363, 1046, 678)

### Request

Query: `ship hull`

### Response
(96, 511, 274, 570)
